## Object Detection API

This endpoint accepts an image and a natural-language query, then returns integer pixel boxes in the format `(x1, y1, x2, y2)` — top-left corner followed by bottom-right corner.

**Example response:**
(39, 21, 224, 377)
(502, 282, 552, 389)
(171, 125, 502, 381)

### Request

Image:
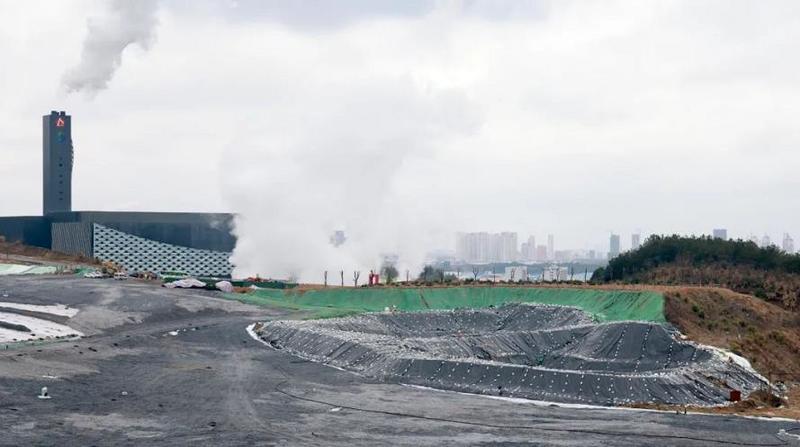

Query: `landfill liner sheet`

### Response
(256, 304, 765, 406)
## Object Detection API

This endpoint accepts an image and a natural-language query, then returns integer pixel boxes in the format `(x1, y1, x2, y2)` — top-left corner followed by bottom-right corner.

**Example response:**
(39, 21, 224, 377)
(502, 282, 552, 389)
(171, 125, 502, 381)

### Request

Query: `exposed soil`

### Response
(664, 287, 800, 382)
(636, 262, 800, 310)
(0, 239, 99, 266)
(658, 286, 800, 419)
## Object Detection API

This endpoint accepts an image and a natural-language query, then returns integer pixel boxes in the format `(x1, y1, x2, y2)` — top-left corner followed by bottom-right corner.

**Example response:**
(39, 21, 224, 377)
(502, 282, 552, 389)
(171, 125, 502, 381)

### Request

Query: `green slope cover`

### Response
(229, 286, 665, 322)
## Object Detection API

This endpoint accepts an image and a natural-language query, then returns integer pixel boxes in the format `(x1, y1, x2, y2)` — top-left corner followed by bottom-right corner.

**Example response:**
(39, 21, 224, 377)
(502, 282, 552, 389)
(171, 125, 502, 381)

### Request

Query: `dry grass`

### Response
(664, 287, 800, 381)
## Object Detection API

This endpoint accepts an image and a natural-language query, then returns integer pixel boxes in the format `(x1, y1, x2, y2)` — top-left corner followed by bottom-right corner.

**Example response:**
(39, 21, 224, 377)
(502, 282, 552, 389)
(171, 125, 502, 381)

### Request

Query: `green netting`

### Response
(229, 286, 665, 322)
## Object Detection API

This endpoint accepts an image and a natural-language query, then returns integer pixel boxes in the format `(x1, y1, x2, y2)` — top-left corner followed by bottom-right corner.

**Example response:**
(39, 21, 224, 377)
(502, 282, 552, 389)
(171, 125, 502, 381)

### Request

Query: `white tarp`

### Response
(215, 281, 234, 293)
(163, 278, 206, 289)
(0, 302, 79, 317)
(0, 309, 83, 343)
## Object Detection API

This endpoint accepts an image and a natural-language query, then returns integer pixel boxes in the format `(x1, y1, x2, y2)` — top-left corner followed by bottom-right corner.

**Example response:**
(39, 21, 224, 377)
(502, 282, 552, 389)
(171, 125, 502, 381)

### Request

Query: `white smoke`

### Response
(62, 0, 159, 95)
(221, 77, 481, 283)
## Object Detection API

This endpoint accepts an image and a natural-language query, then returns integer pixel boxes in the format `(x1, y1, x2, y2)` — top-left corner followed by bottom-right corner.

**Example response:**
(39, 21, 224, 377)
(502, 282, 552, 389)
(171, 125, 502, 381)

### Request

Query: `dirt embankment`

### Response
(0, 239, 97, 265)
(664, 287, 800, 381)
(662, 286, 800, 419)
(631, 262, 800, 310)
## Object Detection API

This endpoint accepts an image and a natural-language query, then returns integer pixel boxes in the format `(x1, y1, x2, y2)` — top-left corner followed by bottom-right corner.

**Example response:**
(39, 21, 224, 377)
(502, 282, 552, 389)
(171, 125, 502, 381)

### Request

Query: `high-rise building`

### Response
(609, 234, 620, 259)
(547, 234, 554, 260)
(523, 235, 535, 261)
(761, 234, 771, 248)
(500, 232, 518, 262)
(456, 231, 518, 263)
(535, 245, 548, 261)
(631, 233, 641, 251)
(783, 233, 795, 253)
(43, 111, 73, 215)
(520, 242, 529, 261)
(712, 228, 727, 240)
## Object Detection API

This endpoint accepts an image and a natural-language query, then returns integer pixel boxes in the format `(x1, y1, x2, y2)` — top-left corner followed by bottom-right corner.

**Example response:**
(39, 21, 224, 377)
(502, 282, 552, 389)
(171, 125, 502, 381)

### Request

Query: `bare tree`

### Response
(353, 271, 361, 288)
(472, 266, 479, 280)
(324, 271, 328, 287)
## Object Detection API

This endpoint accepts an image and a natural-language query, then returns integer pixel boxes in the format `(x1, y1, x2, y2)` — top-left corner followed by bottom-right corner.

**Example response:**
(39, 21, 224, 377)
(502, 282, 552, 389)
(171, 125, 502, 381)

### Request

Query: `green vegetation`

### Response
(594, 235, 800, 282)
(417, 265, 458, 283)
(381, 264, 399, 284)
(226, 286, 665, 322)
(593, 235, 800, 310)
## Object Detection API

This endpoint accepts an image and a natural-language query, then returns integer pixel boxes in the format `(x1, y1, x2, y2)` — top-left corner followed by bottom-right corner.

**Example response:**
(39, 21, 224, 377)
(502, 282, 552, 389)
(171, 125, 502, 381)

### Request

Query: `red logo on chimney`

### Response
(56, 117, 65, 127)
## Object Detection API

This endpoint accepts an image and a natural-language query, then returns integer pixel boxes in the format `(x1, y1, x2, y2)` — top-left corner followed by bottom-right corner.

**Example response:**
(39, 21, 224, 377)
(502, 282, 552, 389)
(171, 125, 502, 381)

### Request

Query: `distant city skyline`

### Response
(451, 228, 797, 264)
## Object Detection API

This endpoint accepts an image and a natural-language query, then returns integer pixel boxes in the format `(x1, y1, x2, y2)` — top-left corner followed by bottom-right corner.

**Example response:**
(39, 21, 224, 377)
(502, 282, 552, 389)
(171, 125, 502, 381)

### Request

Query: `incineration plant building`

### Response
(0, 111, 235, 277)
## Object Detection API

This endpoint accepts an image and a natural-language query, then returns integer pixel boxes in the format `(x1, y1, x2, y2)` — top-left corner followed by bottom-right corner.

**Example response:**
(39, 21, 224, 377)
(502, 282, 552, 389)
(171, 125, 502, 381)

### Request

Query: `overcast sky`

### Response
(1, 1, 799, 276)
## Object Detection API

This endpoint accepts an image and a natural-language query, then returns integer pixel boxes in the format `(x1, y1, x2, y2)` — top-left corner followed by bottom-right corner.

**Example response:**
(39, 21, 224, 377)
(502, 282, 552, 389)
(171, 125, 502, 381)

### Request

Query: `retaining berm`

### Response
(239, 286, 666, 321)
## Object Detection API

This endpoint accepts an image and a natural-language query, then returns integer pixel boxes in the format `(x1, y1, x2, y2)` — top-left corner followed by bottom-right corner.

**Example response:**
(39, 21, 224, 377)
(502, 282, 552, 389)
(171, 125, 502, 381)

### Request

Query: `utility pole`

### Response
(405, 269, 410, 283)
(324, 271, 328, 287)
(340, 270, 344, 287)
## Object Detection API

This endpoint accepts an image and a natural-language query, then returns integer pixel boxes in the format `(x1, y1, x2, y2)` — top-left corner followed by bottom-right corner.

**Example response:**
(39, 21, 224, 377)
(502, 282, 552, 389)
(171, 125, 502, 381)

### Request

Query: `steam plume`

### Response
(62, 0, 158, 95)
(221, 78, 480, 283)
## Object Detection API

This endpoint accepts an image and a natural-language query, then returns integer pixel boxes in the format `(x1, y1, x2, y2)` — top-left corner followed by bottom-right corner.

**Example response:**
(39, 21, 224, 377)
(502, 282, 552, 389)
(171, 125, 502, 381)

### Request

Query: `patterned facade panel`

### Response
(92, 224, 233, 277)
(51, 222, 92, 257)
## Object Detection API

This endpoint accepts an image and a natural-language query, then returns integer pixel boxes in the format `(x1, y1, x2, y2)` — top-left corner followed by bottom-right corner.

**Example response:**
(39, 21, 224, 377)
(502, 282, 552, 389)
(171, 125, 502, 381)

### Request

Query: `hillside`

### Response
(664, 287, 800, 381)
(593, 235, 800, 310)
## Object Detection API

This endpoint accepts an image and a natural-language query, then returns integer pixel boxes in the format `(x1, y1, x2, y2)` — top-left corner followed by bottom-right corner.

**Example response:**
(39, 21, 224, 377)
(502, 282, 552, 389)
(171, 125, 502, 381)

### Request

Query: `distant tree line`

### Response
(593, 235, 800, 282)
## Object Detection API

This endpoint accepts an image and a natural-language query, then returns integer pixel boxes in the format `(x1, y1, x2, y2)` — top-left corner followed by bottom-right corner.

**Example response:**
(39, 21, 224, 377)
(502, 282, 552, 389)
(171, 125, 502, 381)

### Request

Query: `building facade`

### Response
(783, 233, 795, 254)
(609, 234, 620, 259)
(0, 111, 236, 277)
(631, 233, 641, 251)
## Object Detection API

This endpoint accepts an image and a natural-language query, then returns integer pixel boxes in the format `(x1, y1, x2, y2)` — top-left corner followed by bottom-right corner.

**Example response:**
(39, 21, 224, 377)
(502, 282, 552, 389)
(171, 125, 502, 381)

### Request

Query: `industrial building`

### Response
(0, 111, 235, 276)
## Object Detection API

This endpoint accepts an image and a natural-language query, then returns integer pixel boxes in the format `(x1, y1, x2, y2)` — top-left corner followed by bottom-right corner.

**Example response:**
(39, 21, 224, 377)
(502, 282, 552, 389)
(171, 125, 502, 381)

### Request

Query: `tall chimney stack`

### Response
(43, 111, 73, 215)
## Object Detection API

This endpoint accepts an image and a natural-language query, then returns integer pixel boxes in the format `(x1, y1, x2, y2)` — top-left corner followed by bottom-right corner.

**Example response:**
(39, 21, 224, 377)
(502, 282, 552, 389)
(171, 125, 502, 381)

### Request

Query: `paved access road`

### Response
(0, 276, 798, 446)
